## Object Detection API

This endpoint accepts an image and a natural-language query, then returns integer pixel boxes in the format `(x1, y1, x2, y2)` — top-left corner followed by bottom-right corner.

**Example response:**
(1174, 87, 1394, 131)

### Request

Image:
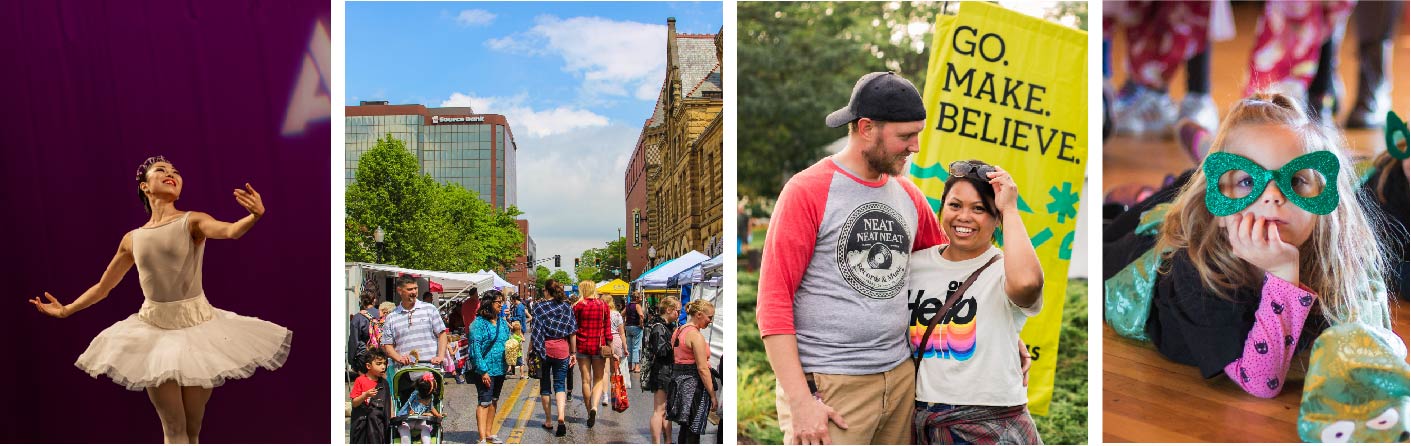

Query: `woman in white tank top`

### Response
(29, 156, 291, 444)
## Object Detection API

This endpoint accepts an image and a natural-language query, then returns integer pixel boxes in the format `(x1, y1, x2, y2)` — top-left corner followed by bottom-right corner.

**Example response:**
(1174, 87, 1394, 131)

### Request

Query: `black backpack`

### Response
(645, 319, 674, 367)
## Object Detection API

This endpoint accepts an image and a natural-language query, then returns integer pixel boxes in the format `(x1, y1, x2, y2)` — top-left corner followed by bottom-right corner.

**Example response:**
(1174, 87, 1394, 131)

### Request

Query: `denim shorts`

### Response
(474, 374, 505, 406)
(538, 356, 570, 396)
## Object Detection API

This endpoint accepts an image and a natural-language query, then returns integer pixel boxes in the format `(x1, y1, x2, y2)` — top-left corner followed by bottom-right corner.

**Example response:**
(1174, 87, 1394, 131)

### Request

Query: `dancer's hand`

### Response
(30, 292, 67, 318)
(1226, 212, 1300, 284)
(233, 183, 264, 218)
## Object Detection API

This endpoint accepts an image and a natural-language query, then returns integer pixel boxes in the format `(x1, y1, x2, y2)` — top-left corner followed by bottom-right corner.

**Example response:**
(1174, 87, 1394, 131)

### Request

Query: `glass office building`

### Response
(346, 102, 518, 209)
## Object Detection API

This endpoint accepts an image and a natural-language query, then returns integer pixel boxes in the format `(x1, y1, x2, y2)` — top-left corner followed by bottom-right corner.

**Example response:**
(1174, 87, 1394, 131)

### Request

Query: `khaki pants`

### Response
(776, 361, 915, 445)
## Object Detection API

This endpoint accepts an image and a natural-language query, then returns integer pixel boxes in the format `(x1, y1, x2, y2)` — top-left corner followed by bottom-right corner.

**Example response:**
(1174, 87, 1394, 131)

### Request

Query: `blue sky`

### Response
(348, 2, 721, 125)
(347, 2, 722, 276)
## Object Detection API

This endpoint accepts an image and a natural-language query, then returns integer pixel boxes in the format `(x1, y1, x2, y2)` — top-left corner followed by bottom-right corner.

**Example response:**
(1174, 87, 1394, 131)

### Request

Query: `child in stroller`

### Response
(393, 367, 444, 444)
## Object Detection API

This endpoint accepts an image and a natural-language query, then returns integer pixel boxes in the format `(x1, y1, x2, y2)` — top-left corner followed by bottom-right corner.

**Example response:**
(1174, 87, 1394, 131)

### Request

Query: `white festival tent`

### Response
(345, 263, 496, 315)
(474, 270, 518, 291)
(634, 250, 711, 289)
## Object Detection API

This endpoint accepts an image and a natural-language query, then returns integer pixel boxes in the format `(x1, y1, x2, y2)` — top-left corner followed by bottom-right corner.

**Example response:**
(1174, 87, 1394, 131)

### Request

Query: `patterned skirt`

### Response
(666, 364, 712, 434)
(913, 402, 1042, 445)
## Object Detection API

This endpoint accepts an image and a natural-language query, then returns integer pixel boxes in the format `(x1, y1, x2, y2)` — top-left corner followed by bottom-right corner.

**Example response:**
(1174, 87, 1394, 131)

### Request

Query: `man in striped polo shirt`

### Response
(381, 276, 448, 375)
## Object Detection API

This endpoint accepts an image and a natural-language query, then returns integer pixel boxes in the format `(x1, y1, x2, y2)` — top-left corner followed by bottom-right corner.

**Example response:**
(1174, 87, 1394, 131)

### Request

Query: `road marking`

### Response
(506, 381, 541, 444)
(492, 377, 529, 437)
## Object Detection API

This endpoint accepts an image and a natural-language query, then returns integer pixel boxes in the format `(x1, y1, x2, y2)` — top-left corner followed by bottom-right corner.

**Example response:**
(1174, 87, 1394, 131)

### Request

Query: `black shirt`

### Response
(1146, 250, 1327, 379)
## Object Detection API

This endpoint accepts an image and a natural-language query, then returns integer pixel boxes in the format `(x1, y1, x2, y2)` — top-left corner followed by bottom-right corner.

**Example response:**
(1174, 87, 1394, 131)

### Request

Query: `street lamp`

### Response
(648, 245, 657, 268)
(373, 226, 385, 264)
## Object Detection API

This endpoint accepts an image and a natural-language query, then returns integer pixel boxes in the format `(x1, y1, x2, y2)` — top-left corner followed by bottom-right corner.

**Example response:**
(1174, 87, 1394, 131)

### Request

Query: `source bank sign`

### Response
(431, 115, 486, 124)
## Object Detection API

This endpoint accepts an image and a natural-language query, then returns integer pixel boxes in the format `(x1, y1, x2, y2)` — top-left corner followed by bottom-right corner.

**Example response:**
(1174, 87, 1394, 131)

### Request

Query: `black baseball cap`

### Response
(825, 71, 927, 128)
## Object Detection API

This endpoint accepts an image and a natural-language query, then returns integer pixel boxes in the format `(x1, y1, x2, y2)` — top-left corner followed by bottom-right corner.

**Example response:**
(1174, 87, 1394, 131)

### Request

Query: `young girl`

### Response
(1142, 93, 1391, 398)
(396, 374, 442, 444)
(506, 321, 524, 379)
(29, 156, 291, 443)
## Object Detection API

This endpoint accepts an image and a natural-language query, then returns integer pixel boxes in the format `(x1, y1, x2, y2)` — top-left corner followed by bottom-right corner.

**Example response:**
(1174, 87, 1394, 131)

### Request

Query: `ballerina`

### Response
(29, 155, 292, 444)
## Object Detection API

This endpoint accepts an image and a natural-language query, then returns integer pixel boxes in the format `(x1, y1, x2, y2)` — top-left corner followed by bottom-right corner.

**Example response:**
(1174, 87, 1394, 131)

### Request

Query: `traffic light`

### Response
(554, 255, 561, 267)
(574, 257, 580, 267)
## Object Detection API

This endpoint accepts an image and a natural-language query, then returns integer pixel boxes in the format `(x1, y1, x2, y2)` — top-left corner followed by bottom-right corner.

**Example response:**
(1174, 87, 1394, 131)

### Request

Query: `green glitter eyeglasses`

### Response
(1202, 151, 1341, 217)
(1387, 111, 1408, 160)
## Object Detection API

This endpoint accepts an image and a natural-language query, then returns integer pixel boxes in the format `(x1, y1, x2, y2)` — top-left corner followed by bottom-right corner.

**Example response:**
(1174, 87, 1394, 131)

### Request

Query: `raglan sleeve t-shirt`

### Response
(757, 157, 949, 375)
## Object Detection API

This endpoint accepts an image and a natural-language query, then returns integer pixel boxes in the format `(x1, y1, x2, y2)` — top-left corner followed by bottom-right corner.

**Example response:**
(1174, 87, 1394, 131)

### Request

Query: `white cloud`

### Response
(454, 9, 496, 27)
(440, 92, 610, 138)
(510, 124, 641, 278)
(635, 81, 661, 101)
(485, 15, 666, 101)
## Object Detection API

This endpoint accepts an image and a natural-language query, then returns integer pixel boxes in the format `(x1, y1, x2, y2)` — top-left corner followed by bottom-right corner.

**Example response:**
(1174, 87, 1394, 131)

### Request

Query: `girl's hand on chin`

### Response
(1226, 213, 1300, 284)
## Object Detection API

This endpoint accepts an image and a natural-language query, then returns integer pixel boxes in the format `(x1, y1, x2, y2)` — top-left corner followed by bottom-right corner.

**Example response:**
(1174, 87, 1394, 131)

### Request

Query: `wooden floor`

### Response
(1102, 301, 1410, 443)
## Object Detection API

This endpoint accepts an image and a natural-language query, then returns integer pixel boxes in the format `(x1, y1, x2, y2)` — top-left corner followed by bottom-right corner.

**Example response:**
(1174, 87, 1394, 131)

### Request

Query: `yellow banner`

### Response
(912, 2, 1087, 415)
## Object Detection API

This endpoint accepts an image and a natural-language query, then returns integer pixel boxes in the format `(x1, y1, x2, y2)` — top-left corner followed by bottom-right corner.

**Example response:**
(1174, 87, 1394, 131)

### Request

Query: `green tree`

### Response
(549, 270, 574, 290)
(346, 132, 525, 272)
(421, 182, 524, 272)
(534, 265, 552, 291)
(575, 237, 628, 282)
(346, 133, 437, 266)
(740, 2, 940, 199)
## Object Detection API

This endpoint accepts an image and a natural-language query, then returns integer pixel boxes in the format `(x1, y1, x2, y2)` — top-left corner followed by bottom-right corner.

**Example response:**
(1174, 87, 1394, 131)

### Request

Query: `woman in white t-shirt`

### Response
(906, 159, 1045, 444)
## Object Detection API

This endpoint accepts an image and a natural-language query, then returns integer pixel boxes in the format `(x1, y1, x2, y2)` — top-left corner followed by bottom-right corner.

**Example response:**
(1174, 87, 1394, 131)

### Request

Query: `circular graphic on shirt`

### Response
(836, 202, 912, 299)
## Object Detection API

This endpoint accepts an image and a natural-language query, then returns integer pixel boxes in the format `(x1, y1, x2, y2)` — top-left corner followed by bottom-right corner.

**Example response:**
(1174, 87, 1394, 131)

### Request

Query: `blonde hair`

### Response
(579, 280, 597, 299)
(1155, 92, 1388, 325)
(510, 321, 522, 334)
(658, 296, 681, 315)
(377, 301, 395, 316)
(685, 299, 715, 317)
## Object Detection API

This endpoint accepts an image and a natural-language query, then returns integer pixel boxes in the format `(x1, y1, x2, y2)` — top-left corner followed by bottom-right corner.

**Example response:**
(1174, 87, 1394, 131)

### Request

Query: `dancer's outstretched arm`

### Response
(30, 232, 136, 318)
(192, 183, 265, 240)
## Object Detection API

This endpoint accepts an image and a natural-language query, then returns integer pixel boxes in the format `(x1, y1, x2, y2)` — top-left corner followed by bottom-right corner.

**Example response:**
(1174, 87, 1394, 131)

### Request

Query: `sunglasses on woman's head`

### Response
(948, 160, 995, 182)
(1202, 151, 1341, 217)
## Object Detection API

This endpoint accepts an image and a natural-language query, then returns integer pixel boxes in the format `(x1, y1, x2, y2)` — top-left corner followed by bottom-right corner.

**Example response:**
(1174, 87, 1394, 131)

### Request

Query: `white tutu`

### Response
(74, 294, 292, 390)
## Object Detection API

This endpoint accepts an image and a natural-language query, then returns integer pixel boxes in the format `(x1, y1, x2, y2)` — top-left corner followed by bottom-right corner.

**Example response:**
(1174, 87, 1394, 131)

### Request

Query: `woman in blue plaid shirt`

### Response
(530, 280, 578, 437)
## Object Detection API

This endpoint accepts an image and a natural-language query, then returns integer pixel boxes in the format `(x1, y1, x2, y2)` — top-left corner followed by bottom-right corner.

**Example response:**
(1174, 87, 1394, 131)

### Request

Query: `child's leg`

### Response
(398, 422, 412, 444)
(418, 422, 432, 442)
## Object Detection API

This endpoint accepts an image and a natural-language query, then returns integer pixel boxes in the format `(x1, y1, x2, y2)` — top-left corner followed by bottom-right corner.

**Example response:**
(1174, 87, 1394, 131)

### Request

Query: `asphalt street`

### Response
(350, 365, 723, 444)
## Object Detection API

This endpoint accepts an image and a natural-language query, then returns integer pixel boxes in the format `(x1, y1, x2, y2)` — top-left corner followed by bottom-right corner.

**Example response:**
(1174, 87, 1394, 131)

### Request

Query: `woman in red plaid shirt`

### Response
(573, 280, 616, 427)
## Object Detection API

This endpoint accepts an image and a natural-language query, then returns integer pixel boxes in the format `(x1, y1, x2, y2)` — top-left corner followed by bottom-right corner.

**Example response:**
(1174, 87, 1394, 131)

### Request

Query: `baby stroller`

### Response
(389, 364, 445, 444)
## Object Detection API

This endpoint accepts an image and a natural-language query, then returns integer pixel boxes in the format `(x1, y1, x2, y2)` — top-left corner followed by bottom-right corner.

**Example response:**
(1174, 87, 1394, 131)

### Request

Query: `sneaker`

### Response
(486, 435, 505, 444)
(1112, 82, 1177, 137)
(555, 424, 567, 437)
(587, 408, 597, 428)
(1175, 118, 1214, 164)
(1177, 93, 1219, 136)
